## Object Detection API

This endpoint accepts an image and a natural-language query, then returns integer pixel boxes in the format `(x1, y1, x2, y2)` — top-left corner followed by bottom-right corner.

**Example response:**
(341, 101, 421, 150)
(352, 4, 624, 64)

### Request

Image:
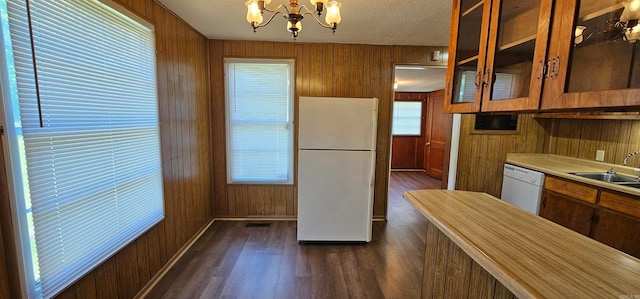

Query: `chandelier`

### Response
(245, 0, 342, 39)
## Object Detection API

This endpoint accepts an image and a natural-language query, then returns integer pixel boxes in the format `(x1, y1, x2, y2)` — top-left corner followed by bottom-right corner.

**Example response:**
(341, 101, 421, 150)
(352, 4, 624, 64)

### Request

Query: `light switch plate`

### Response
(596, 150, 605, 161)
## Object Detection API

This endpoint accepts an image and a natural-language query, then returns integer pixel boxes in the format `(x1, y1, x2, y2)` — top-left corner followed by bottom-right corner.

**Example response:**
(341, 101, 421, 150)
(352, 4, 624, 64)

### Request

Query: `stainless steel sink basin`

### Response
(570, 172, 639, 183)
(616, 182, 640, 189)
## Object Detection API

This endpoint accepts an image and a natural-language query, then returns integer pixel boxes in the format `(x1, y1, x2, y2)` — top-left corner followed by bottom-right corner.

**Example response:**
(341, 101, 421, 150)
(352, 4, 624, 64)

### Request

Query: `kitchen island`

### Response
(403, 190, 640, 299)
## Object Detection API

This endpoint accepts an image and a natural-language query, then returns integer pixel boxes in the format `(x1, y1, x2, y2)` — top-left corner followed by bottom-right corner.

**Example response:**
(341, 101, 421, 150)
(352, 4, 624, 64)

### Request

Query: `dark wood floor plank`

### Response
(146, 171, 440, 298)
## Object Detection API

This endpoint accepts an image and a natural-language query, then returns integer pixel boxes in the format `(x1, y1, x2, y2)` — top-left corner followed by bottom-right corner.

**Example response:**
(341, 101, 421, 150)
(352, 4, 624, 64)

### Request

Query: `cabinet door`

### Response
(541, 0, 640, 110)
(480, 0, 553, 112)
(444, 0, 492, 113)
(592, 208, 640, 259)
(539, 190, 595, 236)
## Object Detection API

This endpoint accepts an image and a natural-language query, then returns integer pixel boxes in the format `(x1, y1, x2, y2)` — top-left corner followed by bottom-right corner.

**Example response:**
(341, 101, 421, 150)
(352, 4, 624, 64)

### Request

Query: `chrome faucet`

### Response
(623, 150, 640, 166)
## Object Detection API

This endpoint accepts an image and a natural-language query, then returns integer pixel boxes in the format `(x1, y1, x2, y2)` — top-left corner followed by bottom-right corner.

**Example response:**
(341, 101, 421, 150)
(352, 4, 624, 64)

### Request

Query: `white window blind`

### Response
(392, 101, 422, 136)
(491, 72, 517, 100)
(225, 59, 294, 184)
(2, 1, 164, 298)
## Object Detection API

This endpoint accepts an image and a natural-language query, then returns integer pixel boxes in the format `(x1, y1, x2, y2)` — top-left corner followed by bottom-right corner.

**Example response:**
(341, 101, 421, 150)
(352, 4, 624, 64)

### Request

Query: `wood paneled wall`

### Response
(455, 114, 549, 197)
(422, 220, 516, 299)
(455, 114, 640, 197)
(209, 41, 447, 219)
(0, 1, 213, 298)
(544, 118, 640, 165)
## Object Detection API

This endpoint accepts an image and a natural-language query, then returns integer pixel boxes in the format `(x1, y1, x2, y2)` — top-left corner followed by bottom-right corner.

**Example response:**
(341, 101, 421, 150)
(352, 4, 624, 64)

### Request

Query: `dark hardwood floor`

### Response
(146, 171, 441, 299)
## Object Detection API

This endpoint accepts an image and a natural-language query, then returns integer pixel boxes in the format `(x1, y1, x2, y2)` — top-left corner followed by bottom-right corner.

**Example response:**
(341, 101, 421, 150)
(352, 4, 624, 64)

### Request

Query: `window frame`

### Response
(224, 58, 295, 185)
(391, 100, 424, 136)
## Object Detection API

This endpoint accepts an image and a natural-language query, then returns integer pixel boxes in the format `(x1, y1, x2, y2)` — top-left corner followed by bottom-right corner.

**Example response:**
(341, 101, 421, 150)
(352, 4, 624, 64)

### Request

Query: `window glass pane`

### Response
(2, 1, 163, 297)
(225, 59, 294, 184)
(392, 101, 422, 135)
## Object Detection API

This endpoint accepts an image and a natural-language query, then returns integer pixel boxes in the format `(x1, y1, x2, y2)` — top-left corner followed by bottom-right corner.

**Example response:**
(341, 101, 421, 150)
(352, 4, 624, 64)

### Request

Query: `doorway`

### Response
(390, 65, 451, 180)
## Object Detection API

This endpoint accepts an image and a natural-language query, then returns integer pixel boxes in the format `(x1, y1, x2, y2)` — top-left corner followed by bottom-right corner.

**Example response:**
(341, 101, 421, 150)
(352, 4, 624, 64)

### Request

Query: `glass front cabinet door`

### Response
(541, 0, 640, 110)
(445, 0, 492, 113)
(445, 0, 553, 113)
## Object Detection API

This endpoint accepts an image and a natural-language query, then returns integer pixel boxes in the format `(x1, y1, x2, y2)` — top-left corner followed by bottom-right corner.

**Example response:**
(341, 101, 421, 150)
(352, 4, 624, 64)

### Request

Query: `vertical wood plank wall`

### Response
(455, 114, 640, 198)
(544, 118, 640, 165)
(422, 220, 515, 299)
(455, 114, 549, 197)
(209, 41, 448, 219)
(0, 1, 214, 298)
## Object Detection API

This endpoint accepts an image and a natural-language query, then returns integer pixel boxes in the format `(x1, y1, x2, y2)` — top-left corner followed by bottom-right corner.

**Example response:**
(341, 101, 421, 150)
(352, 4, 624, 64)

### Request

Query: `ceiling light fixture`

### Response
(245, 0, 342, 39)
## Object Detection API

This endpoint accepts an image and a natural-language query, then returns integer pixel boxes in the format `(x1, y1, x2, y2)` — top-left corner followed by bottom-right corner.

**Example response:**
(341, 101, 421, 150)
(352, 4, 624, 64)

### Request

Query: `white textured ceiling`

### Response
(156, 0, 452, 46)
(395, 66, 447, 92)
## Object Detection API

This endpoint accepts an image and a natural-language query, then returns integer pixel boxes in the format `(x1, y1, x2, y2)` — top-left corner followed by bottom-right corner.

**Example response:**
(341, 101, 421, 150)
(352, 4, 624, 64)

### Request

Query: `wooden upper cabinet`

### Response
(541, 0, 640, 110)
(481, 0, 553, 112)
(445, 0, 553, 113)
(445, 0, 491, 113)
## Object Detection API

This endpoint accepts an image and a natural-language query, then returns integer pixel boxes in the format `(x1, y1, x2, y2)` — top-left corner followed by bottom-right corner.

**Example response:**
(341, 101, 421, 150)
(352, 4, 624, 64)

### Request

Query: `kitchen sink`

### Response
(570, 172, 639, 183)
(616, 182, 640, 189)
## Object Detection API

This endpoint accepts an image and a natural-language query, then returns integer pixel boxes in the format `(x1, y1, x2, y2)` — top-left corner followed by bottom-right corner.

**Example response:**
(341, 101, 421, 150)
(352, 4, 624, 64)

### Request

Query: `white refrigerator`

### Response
(297, 96, 378, 242)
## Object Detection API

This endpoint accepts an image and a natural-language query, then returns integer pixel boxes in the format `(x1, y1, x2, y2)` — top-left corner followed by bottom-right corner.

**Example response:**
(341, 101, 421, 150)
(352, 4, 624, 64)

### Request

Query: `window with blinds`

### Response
(225, 59, 294, 184)
(392, 101, 422, 136)
(0, 1, 164, 298)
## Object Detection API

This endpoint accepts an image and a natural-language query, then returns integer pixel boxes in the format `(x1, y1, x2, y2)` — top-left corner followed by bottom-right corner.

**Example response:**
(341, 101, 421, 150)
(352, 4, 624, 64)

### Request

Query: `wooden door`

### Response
(424, 90, 446, 179)
(390, 93, 427, 170)
(592, 208, 640, 259)
(539, 190, 595, 236)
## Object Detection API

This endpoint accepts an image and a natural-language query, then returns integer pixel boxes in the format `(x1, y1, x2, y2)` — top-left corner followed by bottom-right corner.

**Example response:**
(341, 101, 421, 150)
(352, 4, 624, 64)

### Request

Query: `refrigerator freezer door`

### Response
(299, 97, 378, 151)
(297, 150, 375, 242)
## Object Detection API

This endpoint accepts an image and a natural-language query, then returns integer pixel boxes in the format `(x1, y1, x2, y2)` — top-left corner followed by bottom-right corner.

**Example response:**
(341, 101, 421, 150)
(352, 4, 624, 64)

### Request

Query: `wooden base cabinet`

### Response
(540, 190, 595, 236)
(540, 176, 640, 259)
(592, 208, 640, 258)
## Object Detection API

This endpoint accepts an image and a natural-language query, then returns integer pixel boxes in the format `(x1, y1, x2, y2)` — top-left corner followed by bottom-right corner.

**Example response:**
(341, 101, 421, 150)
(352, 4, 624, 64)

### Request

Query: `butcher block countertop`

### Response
(403, 189, 640, 299)
(506, 153, 640, 197)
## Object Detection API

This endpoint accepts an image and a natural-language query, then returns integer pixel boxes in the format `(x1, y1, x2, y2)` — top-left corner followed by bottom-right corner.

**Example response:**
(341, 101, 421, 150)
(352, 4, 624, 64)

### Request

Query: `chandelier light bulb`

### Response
(246, 1, 263, 24)
(325, 1, 342, 25)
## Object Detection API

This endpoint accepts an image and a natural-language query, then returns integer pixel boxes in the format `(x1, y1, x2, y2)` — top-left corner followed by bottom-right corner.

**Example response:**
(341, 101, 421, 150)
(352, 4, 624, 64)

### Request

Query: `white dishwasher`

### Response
(501, 164, 545, 215)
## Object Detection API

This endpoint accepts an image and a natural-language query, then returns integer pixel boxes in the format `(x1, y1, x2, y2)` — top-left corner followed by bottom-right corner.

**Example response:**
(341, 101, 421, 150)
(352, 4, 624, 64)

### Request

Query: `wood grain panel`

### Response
(421, 220, 515, 299)
(540, 190, 595, 236)
(391, 137, 423, 169)
(599, 191, 640, 218)
(455, 114, 548, 197)
(0, 1, 215, 298)
(543, 118, 640, 166)
(406, 190, 640, 298)
(209, 41, 448, 219)
(592, 208, 640, 259)
(544, 176, 598, 203)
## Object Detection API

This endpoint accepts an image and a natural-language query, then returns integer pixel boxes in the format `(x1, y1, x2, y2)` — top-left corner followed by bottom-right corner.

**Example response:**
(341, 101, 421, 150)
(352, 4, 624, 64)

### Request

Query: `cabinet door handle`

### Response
(474, 72, 481, 88)
(537, 59, 546, 80)
(542, 197, 547, 207)
(483, 68, 491, 88)
(547, 55, 560, 79)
